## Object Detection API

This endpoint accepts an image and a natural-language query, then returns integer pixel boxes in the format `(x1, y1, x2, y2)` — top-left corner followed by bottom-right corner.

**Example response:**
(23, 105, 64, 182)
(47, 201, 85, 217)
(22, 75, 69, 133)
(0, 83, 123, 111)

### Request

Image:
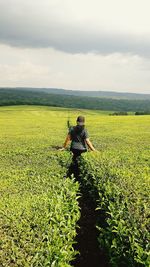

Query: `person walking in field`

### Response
(60, 115, 96, 159)
(60, 115, 96, 178)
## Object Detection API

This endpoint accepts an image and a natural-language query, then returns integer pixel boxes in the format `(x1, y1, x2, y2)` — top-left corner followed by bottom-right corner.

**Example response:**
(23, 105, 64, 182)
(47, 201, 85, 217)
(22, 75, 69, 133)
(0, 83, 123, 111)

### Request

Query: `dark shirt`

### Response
(69, 126, 89, 151)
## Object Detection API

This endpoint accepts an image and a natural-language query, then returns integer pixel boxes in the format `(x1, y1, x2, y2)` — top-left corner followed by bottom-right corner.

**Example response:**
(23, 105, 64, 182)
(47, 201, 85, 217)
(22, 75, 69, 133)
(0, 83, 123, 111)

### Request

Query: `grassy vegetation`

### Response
(80, 114, 150, 266)
(0, 106, 81, 267)
(0, 105, 150, 266)
(80, 152, 150, 266)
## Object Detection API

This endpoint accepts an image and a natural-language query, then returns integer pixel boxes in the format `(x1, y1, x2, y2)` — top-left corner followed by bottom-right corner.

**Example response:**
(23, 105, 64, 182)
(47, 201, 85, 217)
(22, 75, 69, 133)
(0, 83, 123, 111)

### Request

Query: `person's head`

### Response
(76, 115, 85, 126)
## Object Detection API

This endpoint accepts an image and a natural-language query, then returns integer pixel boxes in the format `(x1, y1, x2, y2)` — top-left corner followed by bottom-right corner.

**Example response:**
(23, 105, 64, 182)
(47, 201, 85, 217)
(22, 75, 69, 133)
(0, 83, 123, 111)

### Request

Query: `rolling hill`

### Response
(1, 87, 150, 100)
(0, 88, 150, 112)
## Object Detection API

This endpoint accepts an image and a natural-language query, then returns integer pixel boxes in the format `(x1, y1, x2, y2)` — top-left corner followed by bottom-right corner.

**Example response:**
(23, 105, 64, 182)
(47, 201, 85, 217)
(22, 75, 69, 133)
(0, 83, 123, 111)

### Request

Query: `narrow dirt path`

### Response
(71, 187, 110, 267)
(68, 160, 110, 267)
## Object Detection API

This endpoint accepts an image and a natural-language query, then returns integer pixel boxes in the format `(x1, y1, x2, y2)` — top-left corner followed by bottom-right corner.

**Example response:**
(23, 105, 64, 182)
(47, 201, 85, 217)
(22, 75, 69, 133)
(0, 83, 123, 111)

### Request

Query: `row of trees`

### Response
(110, 111, 150, 115)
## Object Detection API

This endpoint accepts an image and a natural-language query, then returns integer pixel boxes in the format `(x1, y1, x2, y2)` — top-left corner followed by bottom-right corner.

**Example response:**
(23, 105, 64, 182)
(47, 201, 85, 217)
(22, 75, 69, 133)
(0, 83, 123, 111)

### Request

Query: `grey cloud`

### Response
(0, 1, 150, 57)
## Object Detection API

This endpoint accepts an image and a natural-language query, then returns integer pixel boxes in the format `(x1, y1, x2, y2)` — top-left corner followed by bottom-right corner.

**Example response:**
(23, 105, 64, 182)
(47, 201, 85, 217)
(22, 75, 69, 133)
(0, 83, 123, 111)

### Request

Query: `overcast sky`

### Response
(0, 0, 150, 93)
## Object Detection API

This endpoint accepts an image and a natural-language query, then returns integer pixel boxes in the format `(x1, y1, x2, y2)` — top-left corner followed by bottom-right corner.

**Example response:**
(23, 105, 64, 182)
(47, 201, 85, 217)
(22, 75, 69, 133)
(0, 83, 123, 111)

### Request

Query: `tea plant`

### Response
(79, 151, 150, 267)
(0, 106, 81, 266)
(0, 105, 150, 266)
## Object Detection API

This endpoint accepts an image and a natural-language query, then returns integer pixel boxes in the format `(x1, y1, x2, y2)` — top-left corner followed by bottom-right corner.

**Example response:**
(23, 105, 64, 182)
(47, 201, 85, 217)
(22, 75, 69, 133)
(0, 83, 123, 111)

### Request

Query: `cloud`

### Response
(0, 1, 150, 93)
(0, 0, 150, 56)
(0, 62, 49, 83)
(0, 44, 150, 93)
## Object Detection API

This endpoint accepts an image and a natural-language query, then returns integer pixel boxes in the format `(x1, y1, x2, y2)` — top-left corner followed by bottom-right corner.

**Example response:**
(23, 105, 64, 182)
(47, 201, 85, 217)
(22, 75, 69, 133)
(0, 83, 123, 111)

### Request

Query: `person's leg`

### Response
(66, 149, 78, 178)
(72, 150, 82, 179)
(67, 149, 83, 179)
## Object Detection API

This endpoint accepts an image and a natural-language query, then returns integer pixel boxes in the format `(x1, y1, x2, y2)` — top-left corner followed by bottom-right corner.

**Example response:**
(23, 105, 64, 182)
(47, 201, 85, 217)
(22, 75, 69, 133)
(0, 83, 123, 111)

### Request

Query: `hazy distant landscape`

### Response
(1, 87, 150, 99)
(0, 87, 150, 112)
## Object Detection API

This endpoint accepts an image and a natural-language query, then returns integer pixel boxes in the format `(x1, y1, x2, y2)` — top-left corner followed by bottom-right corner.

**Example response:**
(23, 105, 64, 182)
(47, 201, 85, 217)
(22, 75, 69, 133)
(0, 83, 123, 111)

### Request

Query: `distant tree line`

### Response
(0, 89, 150, 112)
(135, 111, 150, 115)
(109, 111, 150, 116)
(109, 111, 128, 116)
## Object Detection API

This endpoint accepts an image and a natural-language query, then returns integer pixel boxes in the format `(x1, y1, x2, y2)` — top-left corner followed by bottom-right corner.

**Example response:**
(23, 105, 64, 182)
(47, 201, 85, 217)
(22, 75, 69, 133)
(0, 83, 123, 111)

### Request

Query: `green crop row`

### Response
(0, 151, 80, 267)
(79, 152, 150, 267)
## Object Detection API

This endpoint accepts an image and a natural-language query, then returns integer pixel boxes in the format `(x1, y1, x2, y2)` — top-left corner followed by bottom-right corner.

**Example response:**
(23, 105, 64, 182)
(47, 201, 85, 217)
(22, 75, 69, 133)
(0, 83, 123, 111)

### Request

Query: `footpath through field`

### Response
(0, 106, 149, 267)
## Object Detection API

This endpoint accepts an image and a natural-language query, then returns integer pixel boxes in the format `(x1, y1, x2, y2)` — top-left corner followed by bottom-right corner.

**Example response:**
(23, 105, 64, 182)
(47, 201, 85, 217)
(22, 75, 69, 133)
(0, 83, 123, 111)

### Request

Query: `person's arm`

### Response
(85, 138, 96, 151)
(59, 134, 71, 150)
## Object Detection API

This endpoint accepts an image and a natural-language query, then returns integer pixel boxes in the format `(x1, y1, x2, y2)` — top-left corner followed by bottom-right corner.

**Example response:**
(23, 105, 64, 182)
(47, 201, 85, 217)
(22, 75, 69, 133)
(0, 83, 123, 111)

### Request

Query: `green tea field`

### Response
(0, 105, 150, 267)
